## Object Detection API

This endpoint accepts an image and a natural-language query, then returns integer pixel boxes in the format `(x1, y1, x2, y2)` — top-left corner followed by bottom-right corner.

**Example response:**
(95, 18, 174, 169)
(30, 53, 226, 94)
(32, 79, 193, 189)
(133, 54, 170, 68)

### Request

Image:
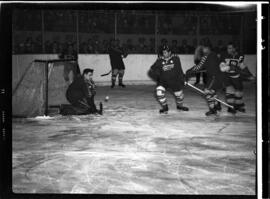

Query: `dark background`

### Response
(11, 3, 256, 55)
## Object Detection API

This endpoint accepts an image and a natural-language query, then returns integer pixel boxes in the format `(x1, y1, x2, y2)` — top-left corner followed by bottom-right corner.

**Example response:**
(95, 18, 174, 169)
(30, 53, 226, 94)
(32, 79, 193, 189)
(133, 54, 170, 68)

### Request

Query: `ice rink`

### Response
(12, 82, 256, 194)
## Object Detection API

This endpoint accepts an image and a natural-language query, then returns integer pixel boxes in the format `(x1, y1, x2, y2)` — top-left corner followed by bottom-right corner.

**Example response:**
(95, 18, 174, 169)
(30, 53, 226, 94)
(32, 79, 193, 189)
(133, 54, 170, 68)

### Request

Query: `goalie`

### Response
(186, 45, 224, 116)
(60, 68, 102, 115)
(148, 45, 189, 114)
(219, 42, 255, 113)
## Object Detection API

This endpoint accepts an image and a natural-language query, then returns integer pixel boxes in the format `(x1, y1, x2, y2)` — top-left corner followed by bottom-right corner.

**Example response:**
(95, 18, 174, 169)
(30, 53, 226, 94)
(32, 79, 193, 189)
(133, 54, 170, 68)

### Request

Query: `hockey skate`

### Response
(205, 108, 217, 116)
(176, 105, 189, 111)
(111, 83, 115, 89)
(235, 103, 246, 113)
(215, 102, 222, 111)
(119, 83, 126, 88)
(227, 107, 237, 114)
(159, 104, 168, 114)
(97, 102, 103, 115)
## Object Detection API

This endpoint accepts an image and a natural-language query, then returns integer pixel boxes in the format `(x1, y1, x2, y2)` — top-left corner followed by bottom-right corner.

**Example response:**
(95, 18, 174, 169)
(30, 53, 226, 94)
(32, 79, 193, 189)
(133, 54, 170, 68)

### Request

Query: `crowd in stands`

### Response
(13, 34, 233, 56)
(12, 9, 244, 54)
(117, 14, 155, 34)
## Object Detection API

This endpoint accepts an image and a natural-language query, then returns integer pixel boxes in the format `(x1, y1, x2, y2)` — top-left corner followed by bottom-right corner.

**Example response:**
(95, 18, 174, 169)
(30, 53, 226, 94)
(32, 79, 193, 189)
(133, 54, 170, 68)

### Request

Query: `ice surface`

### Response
(12, 83, 257, 194)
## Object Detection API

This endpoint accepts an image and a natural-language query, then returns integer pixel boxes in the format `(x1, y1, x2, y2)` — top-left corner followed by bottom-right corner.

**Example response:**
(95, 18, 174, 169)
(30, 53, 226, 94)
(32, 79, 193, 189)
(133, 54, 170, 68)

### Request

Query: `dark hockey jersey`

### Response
(220, 52, 244, 78)
(108, 46, 125, 70)
(66, 76, 95, 104)
(188, 52, 223, 78)
(150, 54, 184, 83)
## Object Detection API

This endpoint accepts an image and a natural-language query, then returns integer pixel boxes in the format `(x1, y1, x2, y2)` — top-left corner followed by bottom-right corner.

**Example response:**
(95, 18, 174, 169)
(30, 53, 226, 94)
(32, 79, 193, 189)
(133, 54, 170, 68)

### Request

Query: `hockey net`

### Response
(12, 59, 77, 117)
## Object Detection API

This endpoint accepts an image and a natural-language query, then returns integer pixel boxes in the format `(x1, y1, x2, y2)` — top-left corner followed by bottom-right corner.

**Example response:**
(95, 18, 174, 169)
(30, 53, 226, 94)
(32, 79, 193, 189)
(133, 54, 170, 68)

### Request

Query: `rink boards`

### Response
(12, 54, 257, 86)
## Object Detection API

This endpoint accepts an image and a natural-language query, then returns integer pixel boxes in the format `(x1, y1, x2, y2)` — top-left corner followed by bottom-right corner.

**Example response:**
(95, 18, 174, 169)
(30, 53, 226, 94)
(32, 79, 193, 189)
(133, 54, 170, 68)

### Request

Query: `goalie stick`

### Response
(185, 82, 234, 109)
(100, 70, 112, 77)
(78, 100, 103, 115)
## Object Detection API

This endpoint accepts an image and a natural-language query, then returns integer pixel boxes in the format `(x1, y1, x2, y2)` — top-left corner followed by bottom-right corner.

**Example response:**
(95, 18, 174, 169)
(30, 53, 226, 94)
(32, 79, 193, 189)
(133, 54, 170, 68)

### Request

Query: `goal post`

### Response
(12, 58, 78, 117)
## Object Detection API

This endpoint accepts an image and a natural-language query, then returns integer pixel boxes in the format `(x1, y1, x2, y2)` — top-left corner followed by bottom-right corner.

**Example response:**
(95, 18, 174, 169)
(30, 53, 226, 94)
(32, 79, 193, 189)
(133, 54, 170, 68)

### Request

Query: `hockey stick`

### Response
(185, 82, 234, 109)
(78, 100, 103, 115)
(100, 70, 111, 77)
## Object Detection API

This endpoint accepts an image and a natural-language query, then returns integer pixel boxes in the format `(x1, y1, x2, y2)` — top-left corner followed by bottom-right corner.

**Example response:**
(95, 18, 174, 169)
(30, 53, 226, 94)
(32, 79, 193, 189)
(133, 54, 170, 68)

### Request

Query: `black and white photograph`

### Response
(1, 1, 268, 198)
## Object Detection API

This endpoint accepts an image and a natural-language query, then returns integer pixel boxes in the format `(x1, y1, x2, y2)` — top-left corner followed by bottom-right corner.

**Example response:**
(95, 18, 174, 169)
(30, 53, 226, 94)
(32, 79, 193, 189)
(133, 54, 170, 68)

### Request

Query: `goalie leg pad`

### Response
(156, 86, 167, 106)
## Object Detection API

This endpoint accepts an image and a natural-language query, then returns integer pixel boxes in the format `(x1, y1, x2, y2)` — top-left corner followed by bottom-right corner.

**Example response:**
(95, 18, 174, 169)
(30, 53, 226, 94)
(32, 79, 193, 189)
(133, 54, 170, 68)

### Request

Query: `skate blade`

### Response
(159, 111, 168, 114)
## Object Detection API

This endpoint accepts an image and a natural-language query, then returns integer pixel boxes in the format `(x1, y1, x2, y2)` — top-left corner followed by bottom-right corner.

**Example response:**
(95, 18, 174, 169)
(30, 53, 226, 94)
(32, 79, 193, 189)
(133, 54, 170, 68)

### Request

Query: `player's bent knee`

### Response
(119, 69, 125, 75)
(156, 86, 166, 97)
(157, 90, 165, 97)
(174, 90, 184, 99)
(112, 69, 119, 75)
(174, 90, 183, 96)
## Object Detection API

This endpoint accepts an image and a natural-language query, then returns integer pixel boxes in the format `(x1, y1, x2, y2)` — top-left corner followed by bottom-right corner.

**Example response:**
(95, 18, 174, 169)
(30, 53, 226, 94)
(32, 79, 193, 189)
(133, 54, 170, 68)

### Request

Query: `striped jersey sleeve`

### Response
(192, 55, 207, 72)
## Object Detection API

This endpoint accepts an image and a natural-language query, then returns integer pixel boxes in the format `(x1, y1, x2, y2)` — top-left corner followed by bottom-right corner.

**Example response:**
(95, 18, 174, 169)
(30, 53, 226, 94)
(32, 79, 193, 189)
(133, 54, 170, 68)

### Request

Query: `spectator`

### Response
(200, 37, 213, 50)
(33, 35, 42, 53)
(24, 37, 34, 53)
(132, 17, 139, 33)
(149, 38, 155, 53)
(161, 38, 168, 46)
(144, 18, 153, 34)
(179, 39, 191, 54)
(101, 39, 109, 53)
(58, 43, 64, 54)
(80, 42, 88, 54)
(189, 38, 197, 53)
(52, 41, 60, 54)
(17, 42, 25, 54)
(45, 40, 52, 53)
(205, 37, 212, 49)
(92, 37, 101, 53)
(122, 15, 129, 33)
(87, 39, 94, 53)
(171, 40, 180, 54)
(136, 37, 148, 53)
(214, 40, 226, 58)
(125, 39, 135, 53)
(115, 39, 121, 47)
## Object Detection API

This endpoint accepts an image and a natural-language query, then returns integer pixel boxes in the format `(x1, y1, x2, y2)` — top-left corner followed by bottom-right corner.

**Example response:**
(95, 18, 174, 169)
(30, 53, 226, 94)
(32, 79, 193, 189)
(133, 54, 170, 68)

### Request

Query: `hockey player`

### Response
(186, 45, 224, 116)
(62, 68, 102, 115)
(148, 45, 189, 114)
(219, 42, 254, 113)
(59, 43, 81, 84)
(108, 39, 128, 88)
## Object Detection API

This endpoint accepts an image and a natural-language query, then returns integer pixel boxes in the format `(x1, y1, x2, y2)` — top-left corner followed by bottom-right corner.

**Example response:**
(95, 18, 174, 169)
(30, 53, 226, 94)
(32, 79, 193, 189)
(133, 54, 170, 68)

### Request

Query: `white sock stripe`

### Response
(156, 86, 166, 91)
(159, 98, 167, 103)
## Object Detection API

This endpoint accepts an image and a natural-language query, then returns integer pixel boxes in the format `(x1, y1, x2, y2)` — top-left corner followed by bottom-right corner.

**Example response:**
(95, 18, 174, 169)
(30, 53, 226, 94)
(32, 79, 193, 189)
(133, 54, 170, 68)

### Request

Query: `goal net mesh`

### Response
(12, 60, 75, 117)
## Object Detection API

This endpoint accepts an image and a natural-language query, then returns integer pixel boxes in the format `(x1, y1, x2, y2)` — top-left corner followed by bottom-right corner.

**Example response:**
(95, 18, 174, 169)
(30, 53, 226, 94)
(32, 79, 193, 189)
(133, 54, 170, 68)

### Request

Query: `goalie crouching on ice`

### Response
(148, 45, 189, 114)
(60, 68, 102, 116)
